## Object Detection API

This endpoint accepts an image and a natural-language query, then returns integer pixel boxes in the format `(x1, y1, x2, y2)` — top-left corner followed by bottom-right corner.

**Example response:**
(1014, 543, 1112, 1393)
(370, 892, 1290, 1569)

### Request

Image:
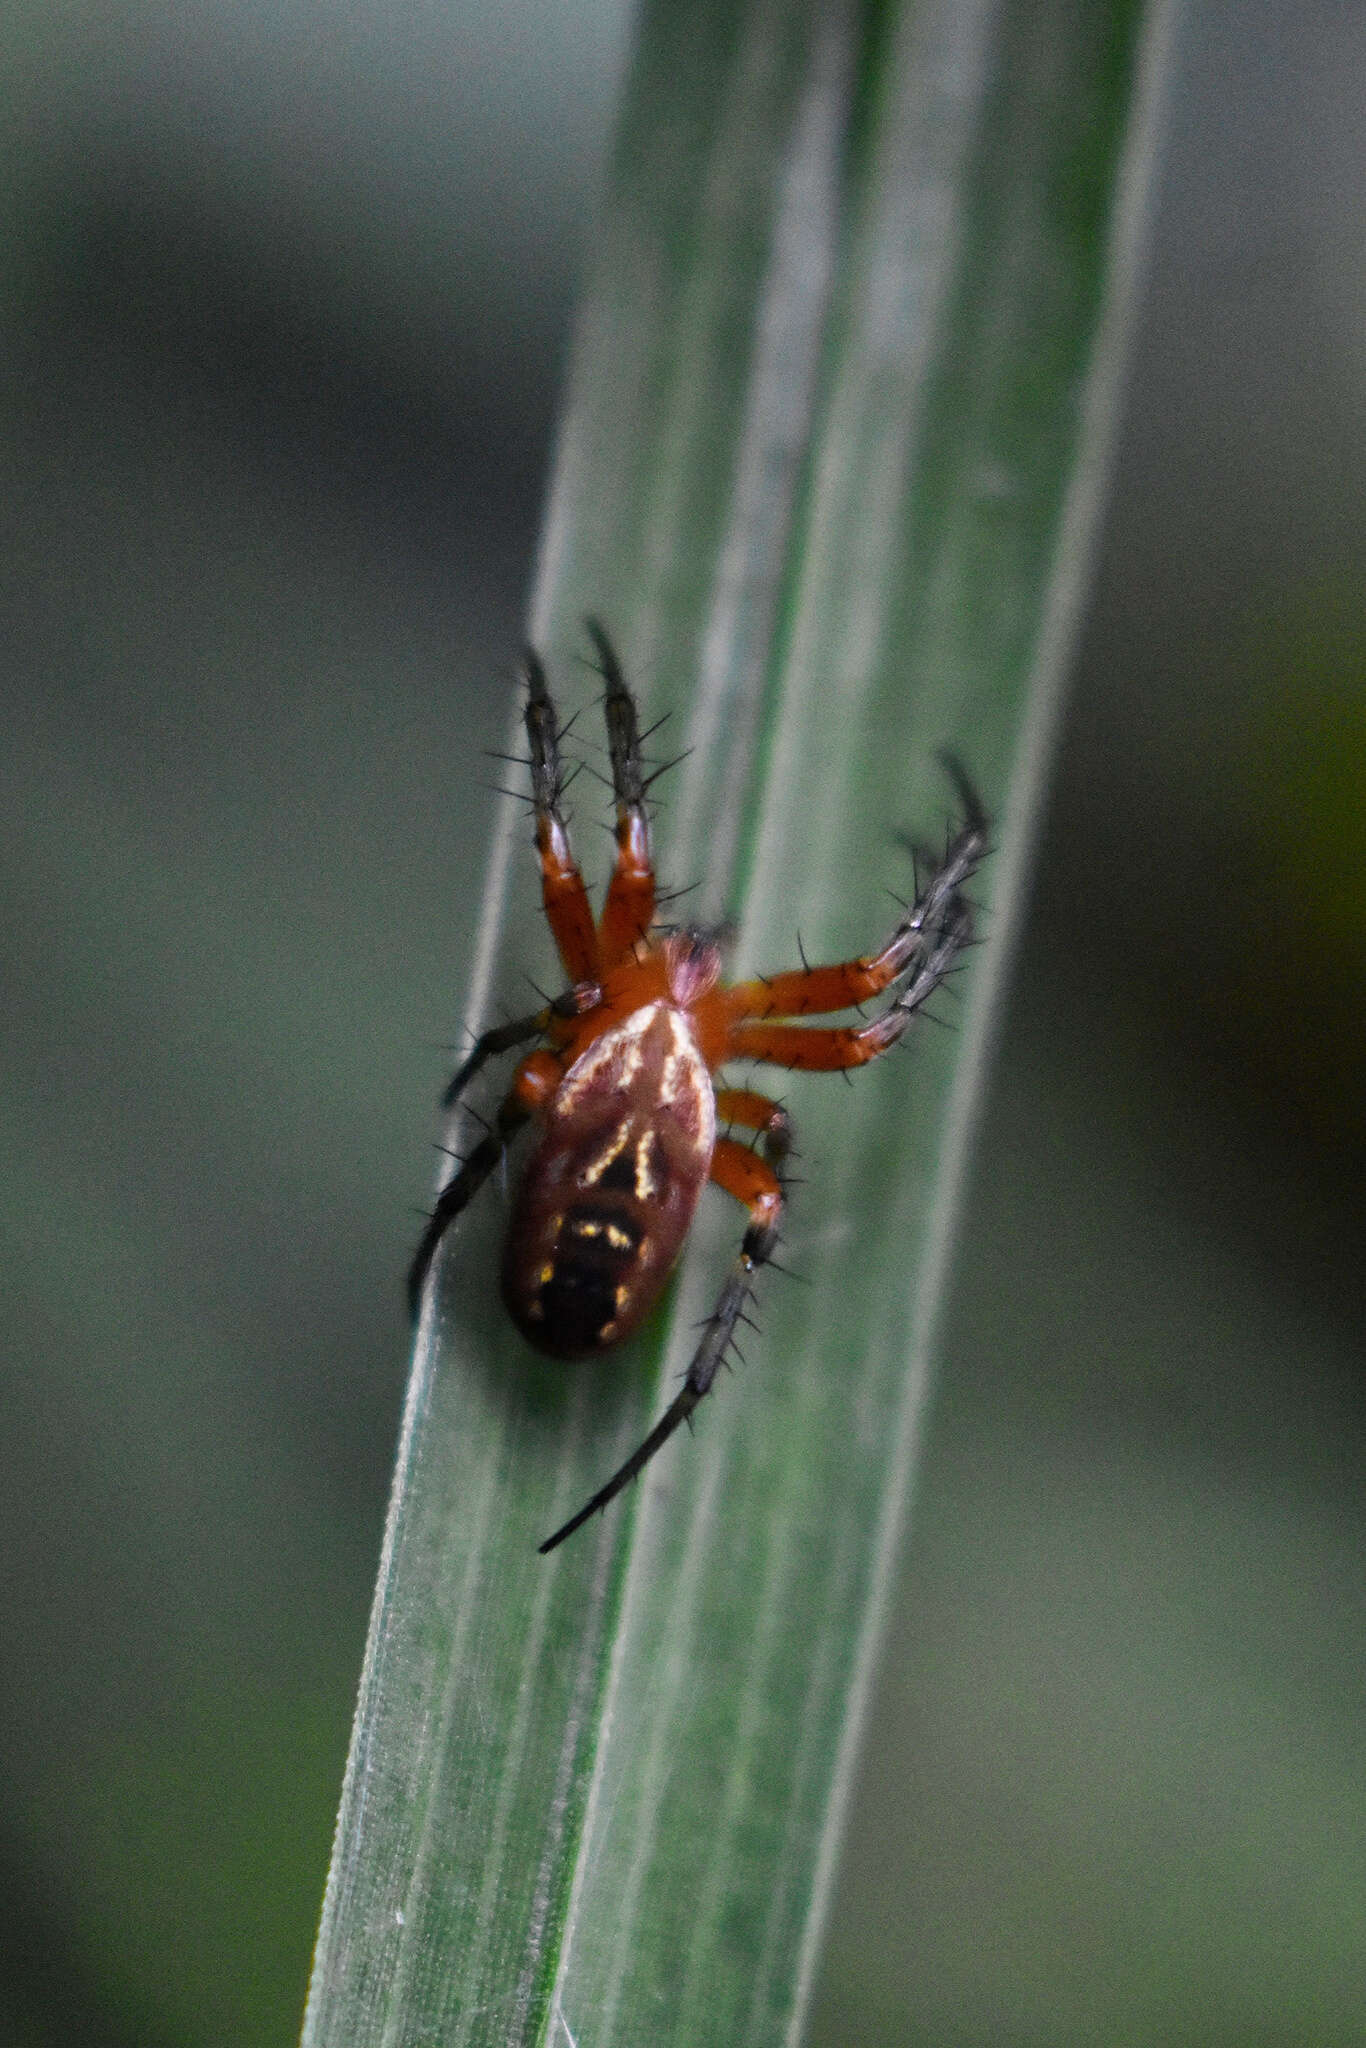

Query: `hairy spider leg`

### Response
(407, 1050, 561, 1320)
(539, 1123, 788, 1554)
(525, 648, 599, 981)
(438, 979, 604, 1111)
(727, 894, 974, 1070)
(586, 619, 657, 966)
(439, 1005, 550, 1111)
(713, 1086, 793, 1153)
(724, 778, 988, 1024)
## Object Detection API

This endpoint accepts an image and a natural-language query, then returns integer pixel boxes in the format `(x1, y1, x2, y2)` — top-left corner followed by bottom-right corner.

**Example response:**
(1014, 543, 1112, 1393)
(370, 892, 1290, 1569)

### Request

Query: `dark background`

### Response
(2, 1, 1363, 2042)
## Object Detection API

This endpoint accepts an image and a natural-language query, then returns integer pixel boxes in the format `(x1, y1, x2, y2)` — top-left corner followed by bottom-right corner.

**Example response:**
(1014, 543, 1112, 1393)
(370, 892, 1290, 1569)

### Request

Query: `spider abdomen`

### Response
(502, 1002, 717, 1359)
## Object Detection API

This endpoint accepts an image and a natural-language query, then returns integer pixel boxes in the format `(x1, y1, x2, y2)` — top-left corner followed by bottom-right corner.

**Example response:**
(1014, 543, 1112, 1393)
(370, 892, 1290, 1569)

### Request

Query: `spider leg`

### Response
(440, 1007, 547, 1110)
(439, 980, 601, 1109)
(726, 896, 973, 1069)
(539, 1127, 787, 1554)
(713, 1086, 793, 1153)
(725, 774, 986, 1063)
(408, 1051, 559, 1321)
(725, 763, 988, 1020)
(524, 648, 599, 981)
(586, 620, 657, 965)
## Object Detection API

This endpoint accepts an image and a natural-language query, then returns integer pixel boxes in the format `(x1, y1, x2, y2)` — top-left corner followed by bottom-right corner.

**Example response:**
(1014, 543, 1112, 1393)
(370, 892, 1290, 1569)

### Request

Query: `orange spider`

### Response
(408, 623, 987, 1553)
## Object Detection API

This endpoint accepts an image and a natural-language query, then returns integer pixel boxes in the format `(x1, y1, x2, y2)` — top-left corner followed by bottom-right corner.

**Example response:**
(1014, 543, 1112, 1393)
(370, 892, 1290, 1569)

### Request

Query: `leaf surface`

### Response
(302, 0, 1173, 2040)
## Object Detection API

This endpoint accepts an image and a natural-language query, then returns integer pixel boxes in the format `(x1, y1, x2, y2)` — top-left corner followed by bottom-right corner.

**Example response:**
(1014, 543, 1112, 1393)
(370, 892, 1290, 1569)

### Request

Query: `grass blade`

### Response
(302, 0, 1173, 2041)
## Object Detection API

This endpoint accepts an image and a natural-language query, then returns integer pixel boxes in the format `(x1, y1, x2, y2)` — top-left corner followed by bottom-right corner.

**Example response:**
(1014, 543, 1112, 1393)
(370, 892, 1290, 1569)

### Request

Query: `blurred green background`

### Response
(2, 2, 1363, 2044)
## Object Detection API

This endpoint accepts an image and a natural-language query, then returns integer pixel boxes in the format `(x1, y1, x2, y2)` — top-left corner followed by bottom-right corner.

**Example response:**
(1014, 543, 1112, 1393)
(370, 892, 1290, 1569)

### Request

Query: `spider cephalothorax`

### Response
(408, 622, 987, 1553)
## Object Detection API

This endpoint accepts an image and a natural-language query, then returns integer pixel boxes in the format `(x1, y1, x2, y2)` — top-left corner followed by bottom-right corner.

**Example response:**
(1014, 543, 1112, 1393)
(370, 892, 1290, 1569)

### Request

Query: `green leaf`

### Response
(302, 0, 1174, 2042)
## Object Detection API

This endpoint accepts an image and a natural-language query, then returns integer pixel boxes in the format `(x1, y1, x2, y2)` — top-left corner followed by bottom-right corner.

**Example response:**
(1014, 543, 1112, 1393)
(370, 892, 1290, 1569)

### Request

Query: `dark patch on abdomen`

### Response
(533, 1259, 620, 1355)
(530, 1203, 642, 1354)
(594, 1148, 639, 1194)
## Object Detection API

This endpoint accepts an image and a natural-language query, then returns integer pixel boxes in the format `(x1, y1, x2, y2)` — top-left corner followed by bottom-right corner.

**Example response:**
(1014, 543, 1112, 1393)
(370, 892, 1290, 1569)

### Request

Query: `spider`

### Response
(408, 622, 988, 1554)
